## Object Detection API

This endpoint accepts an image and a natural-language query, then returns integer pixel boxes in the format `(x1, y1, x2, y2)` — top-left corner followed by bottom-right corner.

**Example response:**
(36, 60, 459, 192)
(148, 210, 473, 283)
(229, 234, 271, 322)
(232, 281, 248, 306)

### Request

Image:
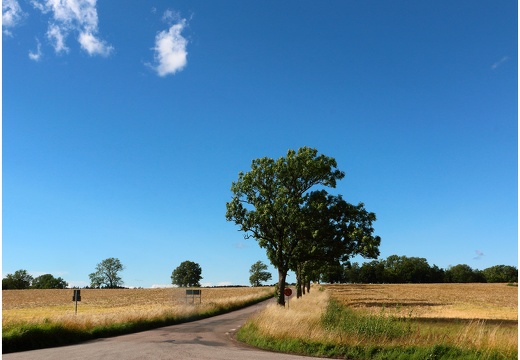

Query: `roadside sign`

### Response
(284, 288, 292, 296)
(72, 289, 81, 315)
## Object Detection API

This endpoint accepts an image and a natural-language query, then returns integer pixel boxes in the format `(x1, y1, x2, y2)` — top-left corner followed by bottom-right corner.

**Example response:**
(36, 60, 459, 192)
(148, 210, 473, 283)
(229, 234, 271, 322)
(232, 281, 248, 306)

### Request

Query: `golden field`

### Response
(326, 283, 518, 321)
(2, 287, 273, 328)
(244, 283, 518, 357)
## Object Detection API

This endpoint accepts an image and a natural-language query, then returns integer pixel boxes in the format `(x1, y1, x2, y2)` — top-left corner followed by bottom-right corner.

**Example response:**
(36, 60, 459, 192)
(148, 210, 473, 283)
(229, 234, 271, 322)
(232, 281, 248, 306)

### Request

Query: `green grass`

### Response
(237, 299, 517, 360)
(3, 292, 274, 354)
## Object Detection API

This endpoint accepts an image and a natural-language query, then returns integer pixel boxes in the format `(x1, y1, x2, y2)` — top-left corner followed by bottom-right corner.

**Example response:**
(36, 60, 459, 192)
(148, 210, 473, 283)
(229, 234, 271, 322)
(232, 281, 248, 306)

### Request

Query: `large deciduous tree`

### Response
(171, 260, 202, 287)
(32, 274, 68, 289)
(89, 257, 125, 288)
(249, 261, 272, 286)
(226, 147, 380, 305)
(2, 269, 33, 289)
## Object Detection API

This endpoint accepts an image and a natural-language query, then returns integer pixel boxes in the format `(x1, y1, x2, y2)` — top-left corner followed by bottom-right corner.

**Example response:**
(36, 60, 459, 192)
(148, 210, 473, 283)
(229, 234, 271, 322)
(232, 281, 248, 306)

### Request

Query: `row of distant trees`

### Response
(318, 255, 518, 284)
(2, 259, 207, 290)
(2, 270, 68, 290)
(3, 258, 273, 290)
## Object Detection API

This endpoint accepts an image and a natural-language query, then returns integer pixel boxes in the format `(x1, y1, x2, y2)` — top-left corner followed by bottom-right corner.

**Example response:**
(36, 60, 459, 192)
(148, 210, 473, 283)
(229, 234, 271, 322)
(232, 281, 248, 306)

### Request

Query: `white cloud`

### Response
(2, 0, 27, 35)
(78, 31, 113, 56)
(32, 0, 112, 56)
(151, 17, 188, 77)
(29, 38, 43, 61)
(47, 23, 69, 53)
(491, 56, 510, 70)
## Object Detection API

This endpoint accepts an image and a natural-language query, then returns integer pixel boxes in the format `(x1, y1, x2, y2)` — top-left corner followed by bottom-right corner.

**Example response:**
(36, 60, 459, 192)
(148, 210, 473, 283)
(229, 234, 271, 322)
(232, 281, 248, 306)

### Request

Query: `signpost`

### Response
(283, 288, 292, 309)
(72, 289, 81, 314)
(185, 289, 201, 304)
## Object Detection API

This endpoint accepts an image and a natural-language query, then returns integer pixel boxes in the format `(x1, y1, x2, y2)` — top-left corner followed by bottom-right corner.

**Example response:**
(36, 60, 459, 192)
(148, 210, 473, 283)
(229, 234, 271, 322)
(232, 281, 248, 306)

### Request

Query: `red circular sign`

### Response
(284, 288, 292, 296)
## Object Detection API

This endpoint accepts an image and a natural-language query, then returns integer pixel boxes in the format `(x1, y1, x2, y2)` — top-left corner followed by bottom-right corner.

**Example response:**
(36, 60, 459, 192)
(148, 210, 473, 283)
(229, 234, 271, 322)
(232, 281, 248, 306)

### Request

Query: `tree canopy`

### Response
(89, 257, 125, 288)
(226, 147, 380, 305)
(2, 269, 33, 289)
(32, 274, 68, 289)
(171, 260, 202, 287)
(249, 261, 272, 286)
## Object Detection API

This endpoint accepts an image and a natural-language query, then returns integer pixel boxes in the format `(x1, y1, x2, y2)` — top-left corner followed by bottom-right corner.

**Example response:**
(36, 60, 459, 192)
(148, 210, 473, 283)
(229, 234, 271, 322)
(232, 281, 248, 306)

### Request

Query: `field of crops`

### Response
(238, 283, 518, 359)
(326, 283, 518, 321)
(2, 287, 273, 327)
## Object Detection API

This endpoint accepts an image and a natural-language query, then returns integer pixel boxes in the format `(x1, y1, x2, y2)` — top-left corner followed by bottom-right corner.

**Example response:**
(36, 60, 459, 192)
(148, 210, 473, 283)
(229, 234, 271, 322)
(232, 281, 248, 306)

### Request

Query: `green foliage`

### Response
(482, 265, 518, 283)
(344, 256, 516, 284)
(237, 321, 509, 360)
(171, 260, 202, 287)
(88, 258, 125, 288)
(31, 274, 68, 289)
(2, 270, 33, 289)
(249, 261, 272, 286)
(445, 264, 485, 283)
(226, 147, 380, 305)
(321, 299, 413, 339)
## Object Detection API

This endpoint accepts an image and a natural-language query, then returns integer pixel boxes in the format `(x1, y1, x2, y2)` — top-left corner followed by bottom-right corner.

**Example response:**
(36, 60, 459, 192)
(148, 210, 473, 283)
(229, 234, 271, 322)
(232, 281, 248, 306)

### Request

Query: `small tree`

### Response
(249, 261, 272, 286)
(171, 260, 202, 287)
(2, 270, 33, 289)
(89, 257, 125, 288)
(32, 274, 68, 289)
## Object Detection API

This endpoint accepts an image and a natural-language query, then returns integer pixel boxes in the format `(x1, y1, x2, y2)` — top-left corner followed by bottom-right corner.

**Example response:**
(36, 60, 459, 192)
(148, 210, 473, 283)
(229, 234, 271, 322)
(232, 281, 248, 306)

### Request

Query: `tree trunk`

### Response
(277, 268, 287, 306)
(306, 280, 311, 293)
(296, 265, 303, 298)
(302, 274, 306, 295)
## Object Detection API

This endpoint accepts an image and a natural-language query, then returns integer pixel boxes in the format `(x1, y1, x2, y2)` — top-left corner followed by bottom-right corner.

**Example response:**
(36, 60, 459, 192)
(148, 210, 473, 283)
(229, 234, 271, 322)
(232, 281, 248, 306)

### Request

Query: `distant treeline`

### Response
(319, 255, 518, 284)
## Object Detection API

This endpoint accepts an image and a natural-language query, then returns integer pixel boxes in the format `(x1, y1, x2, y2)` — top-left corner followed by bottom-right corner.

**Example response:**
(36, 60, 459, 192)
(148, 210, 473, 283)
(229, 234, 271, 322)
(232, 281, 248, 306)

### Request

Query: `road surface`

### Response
(4, 299, 323, 360)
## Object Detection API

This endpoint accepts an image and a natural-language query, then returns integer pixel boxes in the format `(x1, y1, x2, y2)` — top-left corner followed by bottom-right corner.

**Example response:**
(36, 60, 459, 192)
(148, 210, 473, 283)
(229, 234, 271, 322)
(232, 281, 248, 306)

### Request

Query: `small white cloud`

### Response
(491, 56, 510, 70)
(2, 0, 27, 35)
(151, 17, 188, 77)
(47, 23, 69, 53)
(29, 38, 43, 61)
(32, 0, 112, 56)
(78, 31, 113, 56)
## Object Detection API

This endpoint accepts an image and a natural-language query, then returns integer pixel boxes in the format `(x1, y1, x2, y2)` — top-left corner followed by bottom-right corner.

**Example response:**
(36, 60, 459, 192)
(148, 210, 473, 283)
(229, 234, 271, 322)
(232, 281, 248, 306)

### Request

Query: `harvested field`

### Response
(239, 284, 517, 359)
(2, 287, 273, 327)
(326, 283, 517, 321)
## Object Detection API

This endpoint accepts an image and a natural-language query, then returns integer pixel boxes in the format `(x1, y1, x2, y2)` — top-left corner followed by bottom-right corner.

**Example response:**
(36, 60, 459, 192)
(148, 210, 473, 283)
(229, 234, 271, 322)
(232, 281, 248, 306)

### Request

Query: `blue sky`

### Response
(3, 1, 517, 288)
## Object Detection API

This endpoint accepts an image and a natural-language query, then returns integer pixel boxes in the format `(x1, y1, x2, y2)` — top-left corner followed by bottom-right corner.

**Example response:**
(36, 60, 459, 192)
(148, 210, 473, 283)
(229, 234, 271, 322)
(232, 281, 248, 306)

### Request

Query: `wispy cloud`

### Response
(29, 38, 43, 61)
(473, 250, 484, 260)
(31, 0, 113, 56)
(2, 0, 27, 36)
(150, 11, 188, 77)
(491, 56, 510, 70)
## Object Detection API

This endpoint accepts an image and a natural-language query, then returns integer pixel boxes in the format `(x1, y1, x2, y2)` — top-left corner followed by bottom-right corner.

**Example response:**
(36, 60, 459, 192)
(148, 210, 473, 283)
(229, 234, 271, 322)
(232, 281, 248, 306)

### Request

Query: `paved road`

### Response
(4, 299, 323, 360)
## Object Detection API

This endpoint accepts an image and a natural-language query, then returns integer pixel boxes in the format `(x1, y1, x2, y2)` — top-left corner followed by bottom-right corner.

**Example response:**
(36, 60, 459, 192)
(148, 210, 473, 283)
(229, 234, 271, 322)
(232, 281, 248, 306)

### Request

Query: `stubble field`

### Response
(326, 283, 518, 321)
(2, 286, 274, 353)
(239, 283, 518, 359)
(3, 287, 273, 327)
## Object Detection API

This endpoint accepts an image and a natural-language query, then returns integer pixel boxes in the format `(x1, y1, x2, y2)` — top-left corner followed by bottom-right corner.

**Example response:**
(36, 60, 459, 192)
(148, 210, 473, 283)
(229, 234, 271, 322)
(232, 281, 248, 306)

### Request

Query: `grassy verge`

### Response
(237, 288, 517, 360)
(3, 291, 274, 354)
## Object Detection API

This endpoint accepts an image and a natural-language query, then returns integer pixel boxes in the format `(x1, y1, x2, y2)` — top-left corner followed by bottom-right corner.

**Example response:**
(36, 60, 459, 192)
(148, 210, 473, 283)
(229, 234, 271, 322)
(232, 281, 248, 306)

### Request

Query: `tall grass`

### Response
(237, 286, 518, 359)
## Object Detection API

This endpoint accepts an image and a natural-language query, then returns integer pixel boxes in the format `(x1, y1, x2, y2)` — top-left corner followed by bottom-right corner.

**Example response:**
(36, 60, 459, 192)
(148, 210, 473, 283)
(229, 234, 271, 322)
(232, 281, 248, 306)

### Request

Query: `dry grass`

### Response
(244, 284, 518, 357)
(326, 283, 518, 321)
(247, 287, 331, 341)
(2, 287, 273, 330)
